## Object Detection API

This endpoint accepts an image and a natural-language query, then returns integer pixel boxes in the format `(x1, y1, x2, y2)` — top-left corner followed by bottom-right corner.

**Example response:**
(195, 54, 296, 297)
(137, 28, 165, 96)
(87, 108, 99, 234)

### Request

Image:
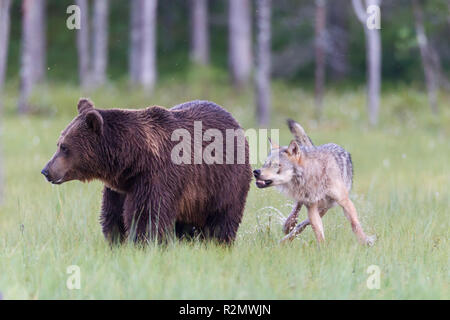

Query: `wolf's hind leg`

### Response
(283, 202, 302, 234)
(338, 197, 373, 245)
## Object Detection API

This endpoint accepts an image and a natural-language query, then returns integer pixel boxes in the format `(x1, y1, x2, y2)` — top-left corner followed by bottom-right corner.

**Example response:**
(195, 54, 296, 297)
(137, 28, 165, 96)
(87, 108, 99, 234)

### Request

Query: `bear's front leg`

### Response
(122, 183, 176, 243)
(101, 187, 126, 244)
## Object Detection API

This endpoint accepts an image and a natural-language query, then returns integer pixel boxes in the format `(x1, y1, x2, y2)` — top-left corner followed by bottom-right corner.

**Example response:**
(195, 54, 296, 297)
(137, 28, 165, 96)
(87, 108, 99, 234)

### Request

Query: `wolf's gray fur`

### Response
(253, 120, 375, 245)
(274, 143, 353, 204)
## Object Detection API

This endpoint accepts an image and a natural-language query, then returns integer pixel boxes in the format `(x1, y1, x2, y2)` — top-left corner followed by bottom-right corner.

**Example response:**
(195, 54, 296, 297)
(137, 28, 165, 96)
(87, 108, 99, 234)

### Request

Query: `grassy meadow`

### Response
(0, 75, 448, 299)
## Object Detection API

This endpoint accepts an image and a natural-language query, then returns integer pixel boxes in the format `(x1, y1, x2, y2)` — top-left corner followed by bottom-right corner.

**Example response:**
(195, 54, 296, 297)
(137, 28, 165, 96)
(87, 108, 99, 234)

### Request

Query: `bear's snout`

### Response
(41, 168, 49, 177)
(41, 166, 51, 181)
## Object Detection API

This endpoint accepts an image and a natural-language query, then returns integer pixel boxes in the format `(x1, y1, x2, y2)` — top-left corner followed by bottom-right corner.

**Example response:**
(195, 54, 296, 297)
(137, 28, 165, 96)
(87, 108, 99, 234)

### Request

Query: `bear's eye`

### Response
(60, 145, 68, 154)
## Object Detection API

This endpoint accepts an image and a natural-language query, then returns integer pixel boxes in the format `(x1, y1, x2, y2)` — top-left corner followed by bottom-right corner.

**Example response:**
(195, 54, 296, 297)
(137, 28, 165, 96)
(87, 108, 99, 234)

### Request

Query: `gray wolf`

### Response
(253, 119, 375, 245)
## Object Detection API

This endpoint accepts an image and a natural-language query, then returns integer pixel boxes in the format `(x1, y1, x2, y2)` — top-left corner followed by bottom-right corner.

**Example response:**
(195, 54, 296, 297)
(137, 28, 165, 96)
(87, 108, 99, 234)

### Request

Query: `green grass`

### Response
(0, 75, 449, 299)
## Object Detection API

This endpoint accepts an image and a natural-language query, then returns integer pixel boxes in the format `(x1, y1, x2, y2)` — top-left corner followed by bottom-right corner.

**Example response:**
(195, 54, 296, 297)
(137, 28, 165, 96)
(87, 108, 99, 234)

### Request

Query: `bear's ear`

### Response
(85, 110, 103, 135)
(148, 105, 172, 122)
(78, 98, 94, 114)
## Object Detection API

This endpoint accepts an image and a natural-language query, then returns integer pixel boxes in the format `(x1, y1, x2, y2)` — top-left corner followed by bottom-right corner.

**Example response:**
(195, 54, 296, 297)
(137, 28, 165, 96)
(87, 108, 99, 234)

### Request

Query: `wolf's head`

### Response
(253, 139, 303, 188)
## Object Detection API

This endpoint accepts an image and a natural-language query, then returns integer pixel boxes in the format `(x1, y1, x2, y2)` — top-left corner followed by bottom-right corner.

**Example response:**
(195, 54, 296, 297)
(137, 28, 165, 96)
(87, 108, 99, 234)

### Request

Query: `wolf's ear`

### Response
(78, 98, 94, 114)
(268, 137, 280, 149)
(286, 140, 301, 157)
(85, 110, 103, 135)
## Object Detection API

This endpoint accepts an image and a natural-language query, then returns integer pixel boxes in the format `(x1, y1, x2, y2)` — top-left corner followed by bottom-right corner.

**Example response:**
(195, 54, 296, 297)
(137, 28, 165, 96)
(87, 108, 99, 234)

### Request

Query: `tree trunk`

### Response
(140, 0, 158, 91)
(190, 0, 209, 65)
(314, 0, 327, 118)
(412, 0, 438, 114)
(91, 0, 109, 87)
(18, 0, 44, 113)
(76, 0, 90, 89)
(129, 0, 142, 85)
(229, 0, 252, 88)
(352, 0, 381, 126)
(448, 1, 450, 27)
(255, 0, 271, 127)
(0, 118, 3, 204)
(34, 0, 46, 83)
(0, 0, 12, 95)
(365, 21, 381, 126)
(328, 0, 350, 80)
(0, 0, 10, 206)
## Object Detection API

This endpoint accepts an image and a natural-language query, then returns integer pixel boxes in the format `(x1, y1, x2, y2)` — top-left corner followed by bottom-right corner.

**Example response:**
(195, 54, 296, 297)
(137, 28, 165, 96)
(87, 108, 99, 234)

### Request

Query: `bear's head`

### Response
(41, 98, 105, 184)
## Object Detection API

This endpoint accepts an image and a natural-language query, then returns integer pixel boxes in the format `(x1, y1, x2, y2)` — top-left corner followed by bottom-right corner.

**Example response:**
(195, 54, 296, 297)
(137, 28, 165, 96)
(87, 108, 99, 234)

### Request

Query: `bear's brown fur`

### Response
(42, 99, 252, 243)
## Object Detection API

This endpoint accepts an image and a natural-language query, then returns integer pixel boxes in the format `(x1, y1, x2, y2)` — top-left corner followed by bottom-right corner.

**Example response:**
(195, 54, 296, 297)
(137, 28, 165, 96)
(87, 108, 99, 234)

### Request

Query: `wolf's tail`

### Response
(287, 119, 314, 147)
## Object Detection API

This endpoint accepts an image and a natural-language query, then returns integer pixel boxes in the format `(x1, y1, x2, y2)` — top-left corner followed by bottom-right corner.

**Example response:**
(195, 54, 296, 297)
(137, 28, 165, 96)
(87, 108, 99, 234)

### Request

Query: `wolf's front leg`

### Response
(283, 202, 302, 234)
(101, 187, 126, 244)
(307, 203, 325, 243)
(280, 219, 310, 243)
(280, 207, 329, 243)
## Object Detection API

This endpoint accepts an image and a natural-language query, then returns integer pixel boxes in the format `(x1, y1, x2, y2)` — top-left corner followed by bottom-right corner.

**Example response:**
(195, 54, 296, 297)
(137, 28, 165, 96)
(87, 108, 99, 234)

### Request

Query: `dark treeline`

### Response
(0, 0, 449, 124)
(2, 0, 448, 82)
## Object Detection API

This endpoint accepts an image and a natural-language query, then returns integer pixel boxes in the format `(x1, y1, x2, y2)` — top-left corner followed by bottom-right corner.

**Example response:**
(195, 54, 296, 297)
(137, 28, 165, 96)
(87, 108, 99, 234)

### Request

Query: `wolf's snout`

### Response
(253, 169, 261, 178)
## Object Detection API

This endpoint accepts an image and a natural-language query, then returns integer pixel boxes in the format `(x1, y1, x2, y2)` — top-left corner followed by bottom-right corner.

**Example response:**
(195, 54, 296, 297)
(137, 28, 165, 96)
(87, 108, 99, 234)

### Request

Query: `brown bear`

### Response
(41, 99, 252, 244)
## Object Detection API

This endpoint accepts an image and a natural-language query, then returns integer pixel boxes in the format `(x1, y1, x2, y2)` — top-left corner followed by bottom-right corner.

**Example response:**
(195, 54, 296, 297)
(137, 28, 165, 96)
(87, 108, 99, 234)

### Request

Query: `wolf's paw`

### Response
(282, 219, 297, 235)
(365, 235, 377, 246)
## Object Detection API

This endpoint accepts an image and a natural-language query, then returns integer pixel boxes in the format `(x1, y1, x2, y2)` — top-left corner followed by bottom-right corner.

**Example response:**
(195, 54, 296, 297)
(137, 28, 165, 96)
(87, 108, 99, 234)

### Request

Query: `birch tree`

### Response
(0, 0, 12, 96)
(255, 0, 271, 126)
(129, 0, 157, 90)
(34, 0, 46, 82)
(190, 0, 209, 65)
(18, 0, 46, 113)
(229, 0, 252, 88)
(314, 0, 327, 117)
(0, 0, 11, 205)
(352, 0, 382, 126)
(76, 0, 110, 89)
(129, 0, 142, 85)
(92, 0, 109, 87)
(76, 0, 90, 89)
(140, 0, 158, 91)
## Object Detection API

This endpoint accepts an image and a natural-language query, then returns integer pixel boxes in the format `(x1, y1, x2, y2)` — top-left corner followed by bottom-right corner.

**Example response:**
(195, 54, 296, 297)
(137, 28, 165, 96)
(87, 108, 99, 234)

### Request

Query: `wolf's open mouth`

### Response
(256, 179, 273, 188)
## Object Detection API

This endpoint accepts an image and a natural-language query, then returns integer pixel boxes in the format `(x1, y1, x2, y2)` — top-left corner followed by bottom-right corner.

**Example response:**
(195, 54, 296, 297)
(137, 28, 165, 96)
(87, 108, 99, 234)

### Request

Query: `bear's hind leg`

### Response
(175, 222, 197, 240)
(101, 187, 126, 244)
